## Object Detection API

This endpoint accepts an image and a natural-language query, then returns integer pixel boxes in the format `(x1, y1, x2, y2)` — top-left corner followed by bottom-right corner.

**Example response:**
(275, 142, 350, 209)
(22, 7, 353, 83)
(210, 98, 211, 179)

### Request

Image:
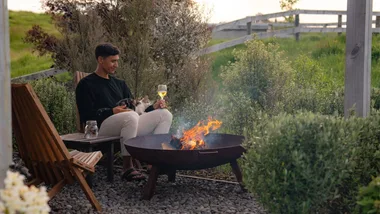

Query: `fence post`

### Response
(295, 14, 300, 41)
(338, 14, 343, 35)
(247, 22, 252, 35)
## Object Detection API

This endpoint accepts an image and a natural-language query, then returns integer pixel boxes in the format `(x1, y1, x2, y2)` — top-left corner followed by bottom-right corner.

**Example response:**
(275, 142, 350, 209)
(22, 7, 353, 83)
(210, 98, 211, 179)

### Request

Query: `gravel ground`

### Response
(48, 166, 266, 214)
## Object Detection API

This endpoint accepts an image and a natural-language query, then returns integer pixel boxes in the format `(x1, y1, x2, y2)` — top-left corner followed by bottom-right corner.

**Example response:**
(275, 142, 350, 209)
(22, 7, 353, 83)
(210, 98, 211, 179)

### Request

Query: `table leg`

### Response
(143, 165, 159, 200)
(106, 143, 114, 182)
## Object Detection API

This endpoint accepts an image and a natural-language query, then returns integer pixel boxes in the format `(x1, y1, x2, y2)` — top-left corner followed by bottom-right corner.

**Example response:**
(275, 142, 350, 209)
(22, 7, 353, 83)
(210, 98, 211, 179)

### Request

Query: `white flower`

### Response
(0, 170, 51, 214)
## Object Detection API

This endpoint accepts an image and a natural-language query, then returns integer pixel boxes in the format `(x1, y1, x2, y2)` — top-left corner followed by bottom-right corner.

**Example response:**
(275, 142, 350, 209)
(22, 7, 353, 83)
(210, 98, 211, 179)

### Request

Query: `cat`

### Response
(135, 95, 152, 115)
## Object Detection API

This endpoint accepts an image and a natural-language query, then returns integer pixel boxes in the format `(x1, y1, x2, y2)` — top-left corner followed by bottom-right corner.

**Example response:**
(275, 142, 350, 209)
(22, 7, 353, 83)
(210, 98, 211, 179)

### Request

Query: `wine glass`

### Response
(157, 85, 167, 100)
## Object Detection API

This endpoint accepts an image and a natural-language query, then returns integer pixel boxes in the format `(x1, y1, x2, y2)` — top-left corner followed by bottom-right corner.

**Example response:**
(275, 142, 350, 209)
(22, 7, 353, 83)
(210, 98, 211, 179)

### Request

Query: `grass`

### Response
(9, 10, 58, 78)
(209, 33, 380, 88)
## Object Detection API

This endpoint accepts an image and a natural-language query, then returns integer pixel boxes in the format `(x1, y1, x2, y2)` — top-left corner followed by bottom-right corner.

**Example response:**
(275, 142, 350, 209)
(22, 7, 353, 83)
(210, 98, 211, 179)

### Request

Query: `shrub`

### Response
(287, 55, 344, 115)
(356, 176, 380, 214)
(220, 39, 293, 114)
(242, 112, 358, 213)
(372, 43, 380, 63)
(243, 111, 380, 213)
(31, 78, 76, 134)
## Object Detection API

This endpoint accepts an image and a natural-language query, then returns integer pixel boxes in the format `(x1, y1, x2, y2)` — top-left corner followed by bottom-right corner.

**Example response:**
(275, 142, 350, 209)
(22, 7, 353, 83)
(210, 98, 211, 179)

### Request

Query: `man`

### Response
(76, 43, 172, 181)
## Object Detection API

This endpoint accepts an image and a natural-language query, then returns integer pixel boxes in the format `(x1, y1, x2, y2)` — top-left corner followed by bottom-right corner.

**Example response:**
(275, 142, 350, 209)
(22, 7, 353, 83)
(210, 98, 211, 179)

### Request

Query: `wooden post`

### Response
(338, 14, 343, 35)
(295, 14, 300, 41)
(0, 0, 13, 188)
(344, 0, 373, 118)
(246, 22, 252, 35)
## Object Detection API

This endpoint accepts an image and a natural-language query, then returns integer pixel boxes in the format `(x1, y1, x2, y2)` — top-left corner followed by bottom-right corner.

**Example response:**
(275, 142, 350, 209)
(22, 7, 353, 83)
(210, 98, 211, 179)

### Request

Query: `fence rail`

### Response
(11, 68, 67, 82)
(11, 9, 380, 82)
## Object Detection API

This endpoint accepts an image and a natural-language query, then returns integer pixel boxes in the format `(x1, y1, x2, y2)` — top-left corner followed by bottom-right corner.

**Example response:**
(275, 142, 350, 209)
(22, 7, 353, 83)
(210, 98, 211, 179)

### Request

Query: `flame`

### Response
(180, 117, 222, 150)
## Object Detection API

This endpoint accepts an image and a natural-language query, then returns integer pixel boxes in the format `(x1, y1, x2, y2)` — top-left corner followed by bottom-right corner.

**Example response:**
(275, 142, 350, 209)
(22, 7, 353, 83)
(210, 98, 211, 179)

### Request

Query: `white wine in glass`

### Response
(157, 85, 167, 100)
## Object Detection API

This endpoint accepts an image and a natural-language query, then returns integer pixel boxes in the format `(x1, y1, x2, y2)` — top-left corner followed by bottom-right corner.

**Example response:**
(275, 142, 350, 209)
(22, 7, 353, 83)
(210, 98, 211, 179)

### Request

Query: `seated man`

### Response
(76, 43, 172, 181)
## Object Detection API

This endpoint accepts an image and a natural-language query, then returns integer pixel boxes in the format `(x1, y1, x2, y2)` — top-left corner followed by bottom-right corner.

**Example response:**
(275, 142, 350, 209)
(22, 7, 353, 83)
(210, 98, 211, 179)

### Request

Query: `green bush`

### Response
(372, 43, 380, 63)
(220, 39, 293, 115)
(242, 111, 380, 213)
(31, 78, 76, 135)
(243, 112, 357, 213)
(286, 55, 343, 115)
(356, 176, 380, 214)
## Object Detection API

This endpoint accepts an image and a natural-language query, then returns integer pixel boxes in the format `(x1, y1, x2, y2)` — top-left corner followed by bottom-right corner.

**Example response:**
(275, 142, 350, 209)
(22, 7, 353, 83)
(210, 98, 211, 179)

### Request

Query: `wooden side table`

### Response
(61, 133, 121, 184)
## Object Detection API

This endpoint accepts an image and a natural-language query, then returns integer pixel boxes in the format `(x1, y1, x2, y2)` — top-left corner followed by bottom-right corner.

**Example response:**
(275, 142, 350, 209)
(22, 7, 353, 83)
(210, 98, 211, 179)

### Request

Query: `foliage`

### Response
(356, 176, 380, 214)
(220, 39, 293, 114)
(243, 112, 356, 213)
(242, 111, 380, 213)
(287, 55, 344, 115)
(31, 78, 76, 135)
(0, 170, 50, 214)
(279, 0, 299, 22)
(279, 0, 299, 11)
(24, 0, 211, 110)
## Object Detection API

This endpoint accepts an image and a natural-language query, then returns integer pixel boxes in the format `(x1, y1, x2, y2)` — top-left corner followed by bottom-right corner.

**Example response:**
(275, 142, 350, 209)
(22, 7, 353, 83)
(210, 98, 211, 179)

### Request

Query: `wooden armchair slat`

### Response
(12, 83, 103, 211)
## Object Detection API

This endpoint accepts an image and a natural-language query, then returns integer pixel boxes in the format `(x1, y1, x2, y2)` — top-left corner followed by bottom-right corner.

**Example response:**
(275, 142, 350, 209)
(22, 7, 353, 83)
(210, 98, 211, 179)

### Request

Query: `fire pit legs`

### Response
(230, 160, 246, 191)
(167, 170, 176, 182)
(143, 165, 159, 200)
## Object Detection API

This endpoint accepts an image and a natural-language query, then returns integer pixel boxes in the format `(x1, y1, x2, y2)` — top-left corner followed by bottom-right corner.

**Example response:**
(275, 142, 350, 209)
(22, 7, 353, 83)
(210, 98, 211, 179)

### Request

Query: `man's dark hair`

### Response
(95, 43, 120, 60)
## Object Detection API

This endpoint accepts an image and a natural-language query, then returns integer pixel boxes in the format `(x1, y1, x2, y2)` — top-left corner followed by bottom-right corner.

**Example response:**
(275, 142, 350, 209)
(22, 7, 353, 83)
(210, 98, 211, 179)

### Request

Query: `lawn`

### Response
(9, 10, 58, 78)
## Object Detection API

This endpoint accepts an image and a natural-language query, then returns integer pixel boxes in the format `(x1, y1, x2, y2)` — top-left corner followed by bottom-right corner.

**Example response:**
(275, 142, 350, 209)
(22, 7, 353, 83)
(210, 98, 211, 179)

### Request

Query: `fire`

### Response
(179, 117, 222, 150)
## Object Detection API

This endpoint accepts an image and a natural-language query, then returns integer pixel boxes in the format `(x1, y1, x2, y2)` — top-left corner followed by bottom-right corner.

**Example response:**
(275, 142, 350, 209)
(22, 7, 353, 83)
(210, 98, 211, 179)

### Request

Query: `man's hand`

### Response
(153, 99, 167, 109)
(113, 105, 132, 114)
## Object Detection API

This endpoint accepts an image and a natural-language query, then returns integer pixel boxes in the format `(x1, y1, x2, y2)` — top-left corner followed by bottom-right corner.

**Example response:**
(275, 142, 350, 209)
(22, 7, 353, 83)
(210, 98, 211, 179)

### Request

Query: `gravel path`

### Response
(48, 166, 266, 214)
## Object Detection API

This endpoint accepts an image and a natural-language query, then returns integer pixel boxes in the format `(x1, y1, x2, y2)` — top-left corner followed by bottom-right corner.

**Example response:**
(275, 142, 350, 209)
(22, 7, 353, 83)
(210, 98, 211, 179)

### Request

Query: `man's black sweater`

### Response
(75, 73, 154, 127)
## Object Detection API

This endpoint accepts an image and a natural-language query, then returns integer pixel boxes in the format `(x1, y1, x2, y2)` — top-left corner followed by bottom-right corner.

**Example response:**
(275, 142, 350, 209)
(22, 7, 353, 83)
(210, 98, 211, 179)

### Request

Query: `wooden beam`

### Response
(11, 68, 67, 83)
(0, 0, 12, 188)
(344, 0, 373, 117)
(199, 28, 297, 55)
(212, 9, 380, 33)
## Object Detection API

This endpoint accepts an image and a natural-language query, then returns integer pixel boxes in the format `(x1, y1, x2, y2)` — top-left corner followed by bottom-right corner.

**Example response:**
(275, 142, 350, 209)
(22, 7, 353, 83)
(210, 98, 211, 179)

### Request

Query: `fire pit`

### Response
(125, 133, 246, 199)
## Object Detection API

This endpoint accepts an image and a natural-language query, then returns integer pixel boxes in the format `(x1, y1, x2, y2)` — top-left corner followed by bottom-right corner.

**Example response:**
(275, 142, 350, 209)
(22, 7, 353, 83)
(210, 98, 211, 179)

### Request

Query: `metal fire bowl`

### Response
(125, 133, 245, 170)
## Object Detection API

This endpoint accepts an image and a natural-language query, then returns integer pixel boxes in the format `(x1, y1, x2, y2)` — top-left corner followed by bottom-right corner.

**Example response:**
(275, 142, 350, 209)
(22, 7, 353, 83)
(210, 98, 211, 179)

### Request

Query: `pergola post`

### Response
(344, 0, 373, 118)
(0, 0, 12, 188)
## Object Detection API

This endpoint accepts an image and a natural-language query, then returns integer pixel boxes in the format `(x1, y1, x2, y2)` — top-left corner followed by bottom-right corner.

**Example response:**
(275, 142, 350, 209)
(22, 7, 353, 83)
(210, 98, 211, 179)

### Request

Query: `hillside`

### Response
(9, 10, 58, 78)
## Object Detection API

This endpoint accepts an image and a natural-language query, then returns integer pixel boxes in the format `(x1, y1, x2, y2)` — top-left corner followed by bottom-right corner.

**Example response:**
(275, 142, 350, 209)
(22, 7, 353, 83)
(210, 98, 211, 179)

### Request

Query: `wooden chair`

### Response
(74, 71, 90, 133)
(11, 83, 103, 211)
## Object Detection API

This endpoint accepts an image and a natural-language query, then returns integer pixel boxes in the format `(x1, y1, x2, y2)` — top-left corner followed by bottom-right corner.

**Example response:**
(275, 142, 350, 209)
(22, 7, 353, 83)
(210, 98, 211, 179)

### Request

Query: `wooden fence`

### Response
(202, 9, 380, 55)
(11, 9, 380, 82)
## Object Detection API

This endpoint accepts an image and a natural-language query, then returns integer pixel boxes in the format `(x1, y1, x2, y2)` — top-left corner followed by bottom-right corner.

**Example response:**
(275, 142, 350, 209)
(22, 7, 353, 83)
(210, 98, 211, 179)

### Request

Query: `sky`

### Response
(7, 0, 380, 24)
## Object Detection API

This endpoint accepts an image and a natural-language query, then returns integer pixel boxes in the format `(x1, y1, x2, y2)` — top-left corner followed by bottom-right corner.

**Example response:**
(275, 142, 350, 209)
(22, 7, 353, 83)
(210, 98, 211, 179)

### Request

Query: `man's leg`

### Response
(137, 109, 173, 136)
(99, 111, 143, 179)
(137, 109, 173, 171)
